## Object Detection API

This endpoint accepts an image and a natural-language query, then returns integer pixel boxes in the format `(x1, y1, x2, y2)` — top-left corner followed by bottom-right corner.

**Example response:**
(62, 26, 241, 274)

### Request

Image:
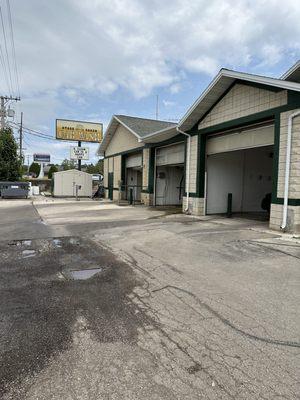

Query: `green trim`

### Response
(287, 91, 300, 107)
(183, 136, 187, 194)
(271, 113, 280, 203)
(197, 134, 206, 197)
(183, 192, 201, 198)
(196, 100, 300, 137)
(108, 172, 114, 200)
(104, 187, 120, 191)
(121, 154, 126, 184)
(272, 199, 300, 206)
(104, 147, 144, 159)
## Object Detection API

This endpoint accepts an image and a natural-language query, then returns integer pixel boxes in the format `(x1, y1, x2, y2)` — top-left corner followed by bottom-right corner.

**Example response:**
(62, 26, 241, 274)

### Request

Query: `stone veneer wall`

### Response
(186, 135, 198, 193)
(269, 109, 300, 232)
(182, 196, 205, 216)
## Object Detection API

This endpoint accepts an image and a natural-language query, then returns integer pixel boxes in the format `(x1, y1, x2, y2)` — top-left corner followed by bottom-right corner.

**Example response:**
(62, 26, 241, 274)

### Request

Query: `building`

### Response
(98, 115, 185, 206)
(98, 61, 300, 232)
(53, 169, 92, 197)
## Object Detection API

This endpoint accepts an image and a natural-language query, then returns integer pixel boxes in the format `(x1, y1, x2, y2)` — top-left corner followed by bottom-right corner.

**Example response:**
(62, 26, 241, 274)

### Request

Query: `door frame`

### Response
(108, 172, 114, 200)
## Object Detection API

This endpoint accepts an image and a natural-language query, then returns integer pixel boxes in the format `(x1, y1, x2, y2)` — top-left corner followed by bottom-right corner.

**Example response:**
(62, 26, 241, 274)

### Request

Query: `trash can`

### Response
(0, 182, 29, 199)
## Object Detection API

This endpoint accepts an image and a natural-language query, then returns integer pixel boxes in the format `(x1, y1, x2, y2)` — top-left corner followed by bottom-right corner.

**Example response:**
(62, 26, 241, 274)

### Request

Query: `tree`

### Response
(85, 160, 103, 174)
(61, 159, 76, 171)
(29, 162, 40, 177)
(0, 127, 21, 181)
(48, 164, 58, 179)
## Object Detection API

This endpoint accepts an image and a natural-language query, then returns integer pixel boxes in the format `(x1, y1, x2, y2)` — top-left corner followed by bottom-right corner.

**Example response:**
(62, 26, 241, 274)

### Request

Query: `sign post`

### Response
(78, 141, 81, 171)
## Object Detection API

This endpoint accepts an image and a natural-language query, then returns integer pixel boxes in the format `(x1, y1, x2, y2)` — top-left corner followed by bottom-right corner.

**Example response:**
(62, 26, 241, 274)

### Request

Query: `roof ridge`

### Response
(115, 114, 176, 125)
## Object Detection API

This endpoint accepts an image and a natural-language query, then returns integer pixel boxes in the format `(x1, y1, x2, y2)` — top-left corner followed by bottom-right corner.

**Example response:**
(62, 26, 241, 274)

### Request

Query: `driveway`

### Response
(0, 198, 299, 399)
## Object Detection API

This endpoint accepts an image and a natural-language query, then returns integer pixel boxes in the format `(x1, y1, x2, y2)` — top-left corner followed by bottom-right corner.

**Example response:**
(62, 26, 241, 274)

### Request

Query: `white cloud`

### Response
(163, 100, 176, 108)
(3, 0, 300, 164)
(7, 0, 300, 101)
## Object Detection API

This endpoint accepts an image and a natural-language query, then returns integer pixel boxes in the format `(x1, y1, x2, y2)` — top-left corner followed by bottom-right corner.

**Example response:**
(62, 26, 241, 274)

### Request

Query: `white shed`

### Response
(53, 169, 92, 197)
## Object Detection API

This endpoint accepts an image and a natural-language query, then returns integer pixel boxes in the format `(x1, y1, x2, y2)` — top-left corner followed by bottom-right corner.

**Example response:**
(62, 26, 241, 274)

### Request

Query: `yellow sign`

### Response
(56, 119, 103, 143)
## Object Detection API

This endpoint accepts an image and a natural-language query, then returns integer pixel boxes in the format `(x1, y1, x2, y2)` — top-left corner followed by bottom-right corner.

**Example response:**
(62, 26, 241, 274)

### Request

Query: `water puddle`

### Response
(22, 249, 36, 258)
(53, 239, 62, 248)
(69, 238, 80, 245)
(22, 240, 32, 246)
(67, 268, 102, 280)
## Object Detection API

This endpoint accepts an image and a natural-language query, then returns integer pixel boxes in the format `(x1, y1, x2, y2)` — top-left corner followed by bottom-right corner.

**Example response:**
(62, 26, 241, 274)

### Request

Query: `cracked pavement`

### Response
(0, 198, 299, 399)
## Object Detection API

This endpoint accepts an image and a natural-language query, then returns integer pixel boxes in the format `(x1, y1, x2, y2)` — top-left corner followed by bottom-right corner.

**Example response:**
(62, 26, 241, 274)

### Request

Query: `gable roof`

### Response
(178, 68, 300, 132)
(281, 60, 300, 83)
(97, 115, 176, 156)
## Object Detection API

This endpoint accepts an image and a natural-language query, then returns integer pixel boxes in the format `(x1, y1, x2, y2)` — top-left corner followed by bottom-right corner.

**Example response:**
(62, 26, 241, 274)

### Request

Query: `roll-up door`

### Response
(206, 125, 274, 155)
(156, 143, 184, 166)
(126, 153, 142, 168)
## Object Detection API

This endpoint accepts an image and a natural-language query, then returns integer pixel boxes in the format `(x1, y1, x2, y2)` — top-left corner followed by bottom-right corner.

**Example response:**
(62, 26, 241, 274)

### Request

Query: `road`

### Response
(0, 198, 299, 399)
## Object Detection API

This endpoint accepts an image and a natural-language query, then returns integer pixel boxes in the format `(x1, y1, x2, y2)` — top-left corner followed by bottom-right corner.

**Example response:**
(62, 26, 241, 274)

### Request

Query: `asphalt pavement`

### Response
(0, 198, 299, 399)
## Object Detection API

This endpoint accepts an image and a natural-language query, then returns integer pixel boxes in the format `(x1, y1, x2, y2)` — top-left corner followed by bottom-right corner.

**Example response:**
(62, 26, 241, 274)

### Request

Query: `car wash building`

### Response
(178, 63, 300, 232)
(97, 115, 186, 207)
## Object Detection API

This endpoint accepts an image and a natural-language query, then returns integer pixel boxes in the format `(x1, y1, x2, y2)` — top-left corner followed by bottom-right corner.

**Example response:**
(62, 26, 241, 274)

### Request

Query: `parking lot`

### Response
(0, 198, 299, 399)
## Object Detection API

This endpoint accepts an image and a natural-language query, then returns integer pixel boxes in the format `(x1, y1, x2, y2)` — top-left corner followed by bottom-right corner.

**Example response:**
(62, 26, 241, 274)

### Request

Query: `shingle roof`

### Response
(114, 115, 176, 137)
(97, 115, 177, 156)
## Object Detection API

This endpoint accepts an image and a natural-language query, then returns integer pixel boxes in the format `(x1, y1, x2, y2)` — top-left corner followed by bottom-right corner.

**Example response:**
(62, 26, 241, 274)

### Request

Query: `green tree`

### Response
(48, 164, 58, 179)
(29, 162, 40, 177)
(61, 159, 76, 171)
(0, 127, 21, 181)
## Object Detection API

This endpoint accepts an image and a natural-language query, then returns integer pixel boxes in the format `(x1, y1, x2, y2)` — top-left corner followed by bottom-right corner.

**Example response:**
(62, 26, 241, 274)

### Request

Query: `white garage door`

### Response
(206, 125, 274, 155)
(206, 146, 274, 214)
(156, 142, 184, 166)
(126, 153, 142, 168)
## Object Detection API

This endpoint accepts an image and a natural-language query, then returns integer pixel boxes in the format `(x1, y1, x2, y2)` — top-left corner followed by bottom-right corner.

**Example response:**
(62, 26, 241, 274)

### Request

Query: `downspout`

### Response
(281, 110, 300, 230)
(176, 127, 191, 212)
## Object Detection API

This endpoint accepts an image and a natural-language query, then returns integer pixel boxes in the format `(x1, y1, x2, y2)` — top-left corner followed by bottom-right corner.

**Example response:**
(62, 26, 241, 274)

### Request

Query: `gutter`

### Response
(281, 110, 300, 230)
(176, 127, 191, 212)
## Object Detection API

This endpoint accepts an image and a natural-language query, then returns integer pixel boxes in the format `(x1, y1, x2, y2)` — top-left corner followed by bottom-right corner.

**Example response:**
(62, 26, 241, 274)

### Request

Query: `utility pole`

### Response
(19, 111, 23, 162)
(0, 95, 21, 129)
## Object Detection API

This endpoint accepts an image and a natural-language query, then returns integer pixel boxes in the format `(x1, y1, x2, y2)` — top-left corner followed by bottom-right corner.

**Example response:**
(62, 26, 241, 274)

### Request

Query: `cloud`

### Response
(8, 0, 300, 101)
(163, 100, 176, 108)
(3, 0, 300, 162)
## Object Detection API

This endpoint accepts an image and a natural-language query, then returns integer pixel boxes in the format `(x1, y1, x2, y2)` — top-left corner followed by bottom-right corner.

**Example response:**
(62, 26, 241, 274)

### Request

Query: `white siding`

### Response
(105, 124, 143, 157)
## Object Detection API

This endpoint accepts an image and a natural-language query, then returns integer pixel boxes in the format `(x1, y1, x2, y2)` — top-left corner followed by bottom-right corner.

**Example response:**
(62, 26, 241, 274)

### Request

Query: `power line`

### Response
(10, 121, 56, 140)
(0, 36, 10, 94)
(0, 5, 13, 96)
(6, 0, 20, 97)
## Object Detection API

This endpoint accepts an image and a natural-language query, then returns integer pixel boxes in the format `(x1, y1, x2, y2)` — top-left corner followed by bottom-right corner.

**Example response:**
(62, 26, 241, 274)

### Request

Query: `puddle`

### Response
(53, 239, 62, 248)
(66, 268, 102, 280)
(56, 272, 66, 281)
(22, 249, 36, 258)
(22, 240, 32, 246)
(69, 238, 80, 245)
(8, 241, 21, 246)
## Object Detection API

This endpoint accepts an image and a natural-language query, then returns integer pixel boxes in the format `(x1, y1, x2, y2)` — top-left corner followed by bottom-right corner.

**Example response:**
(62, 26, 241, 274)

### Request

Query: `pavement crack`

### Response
(152, 285, 300, 349)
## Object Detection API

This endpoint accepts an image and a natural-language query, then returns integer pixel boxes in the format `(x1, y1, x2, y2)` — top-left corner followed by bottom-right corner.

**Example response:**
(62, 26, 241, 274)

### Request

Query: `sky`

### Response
(1, 0, 300, 165)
